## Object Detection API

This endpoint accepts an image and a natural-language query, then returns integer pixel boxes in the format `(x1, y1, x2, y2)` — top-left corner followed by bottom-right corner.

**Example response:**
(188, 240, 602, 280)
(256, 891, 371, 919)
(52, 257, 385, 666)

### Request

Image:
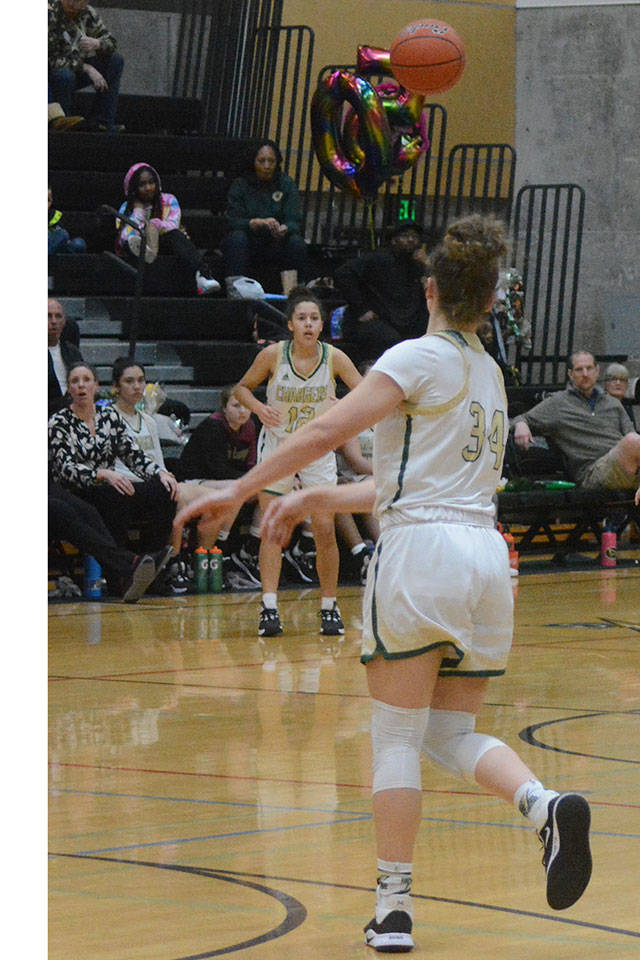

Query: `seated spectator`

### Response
(48, 363, 179, 575)
(604, 362, 638, 429)
(49, 298, 83, 416)
(48, 0, 124, 133)
(49, 186, 87, 256)
(221, 139, 308, 295)
(333, 218, 429, 361)
(176, 384, 262, 586)
(49, 480, 172, 602)
(512, 349, 640, 504)
(111, 358, 244, 589)
(116, 162, 220, 295)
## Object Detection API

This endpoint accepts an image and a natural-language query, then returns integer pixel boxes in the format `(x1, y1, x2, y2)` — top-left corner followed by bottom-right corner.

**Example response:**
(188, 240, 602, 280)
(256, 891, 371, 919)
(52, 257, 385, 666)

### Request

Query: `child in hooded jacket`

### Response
(116, 162, 220, 295)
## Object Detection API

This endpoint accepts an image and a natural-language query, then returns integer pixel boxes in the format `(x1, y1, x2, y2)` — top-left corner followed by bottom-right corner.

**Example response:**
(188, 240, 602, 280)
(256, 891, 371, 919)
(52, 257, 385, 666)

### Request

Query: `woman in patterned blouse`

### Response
(48, 362, 177, 554)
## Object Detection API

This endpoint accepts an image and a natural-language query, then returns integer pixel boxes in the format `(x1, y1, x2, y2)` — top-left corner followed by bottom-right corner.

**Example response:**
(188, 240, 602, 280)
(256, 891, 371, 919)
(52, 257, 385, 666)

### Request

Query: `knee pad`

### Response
(422, 709, 504, 781)
(371, 699, 430, 794)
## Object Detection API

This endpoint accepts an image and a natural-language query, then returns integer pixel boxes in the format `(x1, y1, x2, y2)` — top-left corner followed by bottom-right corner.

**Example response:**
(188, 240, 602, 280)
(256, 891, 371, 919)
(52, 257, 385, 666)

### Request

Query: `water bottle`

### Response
(194, 547, 209, 594)
(208, 546, 223, 593)
(600, 521, 617, 568)
(83, 555, 103, 599)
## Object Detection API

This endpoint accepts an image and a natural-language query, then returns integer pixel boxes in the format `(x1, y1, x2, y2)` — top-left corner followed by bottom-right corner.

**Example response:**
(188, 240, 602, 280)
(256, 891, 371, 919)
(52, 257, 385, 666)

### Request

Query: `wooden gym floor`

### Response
(49, 566, 640, 959)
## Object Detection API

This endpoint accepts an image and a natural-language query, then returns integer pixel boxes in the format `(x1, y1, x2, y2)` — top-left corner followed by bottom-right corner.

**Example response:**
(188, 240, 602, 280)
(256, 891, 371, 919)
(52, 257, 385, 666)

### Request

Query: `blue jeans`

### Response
(221, 229, 308, 279)
(48, 227, 87, 255)
(48, 51, 124, 128)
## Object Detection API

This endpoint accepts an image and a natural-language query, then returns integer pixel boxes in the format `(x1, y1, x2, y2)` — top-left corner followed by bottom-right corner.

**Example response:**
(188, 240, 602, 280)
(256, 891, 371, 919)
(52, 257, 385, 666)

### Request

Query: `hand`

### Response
(277, 223, 289, 236)
(513, 420, 533, 450)
(79, 36, 101, 54)
(83, 64, 108, 92)
(635, 485, 639, 507)
(260, 489, 312, 546)
(159, 471, 179, 500)
(98, 468, 135, 495)
(412, 247, 428, 267)
(149, 218, 165, 230)
(258, 403, 283, 428)
(173, 483, 243, 546)
(357, 310, 378, 324)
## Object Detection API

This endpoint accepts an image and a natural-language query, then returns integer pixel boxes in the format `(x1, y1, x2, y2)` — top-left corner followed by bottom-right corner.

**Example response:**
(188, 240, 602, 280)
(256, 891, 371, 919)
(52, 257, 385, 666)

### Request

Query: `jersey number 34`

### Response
(461, 402, 505, 470)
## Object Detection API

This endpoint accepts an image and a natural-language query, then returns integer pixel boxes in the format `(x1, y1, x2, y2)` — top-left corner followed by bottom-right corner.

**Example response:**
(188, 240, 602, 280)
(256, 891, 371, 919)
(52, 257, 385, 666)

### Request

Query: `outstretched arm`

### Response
(260, 478, 376, 546)
(173, 371, 403, 536)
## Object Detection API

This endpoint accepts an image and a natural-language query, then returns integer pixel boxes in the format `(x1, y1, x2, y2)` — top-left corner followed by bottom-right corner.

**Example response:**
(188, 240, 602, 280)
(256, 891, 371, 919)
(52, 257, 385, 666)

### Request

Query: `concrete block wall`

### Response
(515, 1, 640, 358)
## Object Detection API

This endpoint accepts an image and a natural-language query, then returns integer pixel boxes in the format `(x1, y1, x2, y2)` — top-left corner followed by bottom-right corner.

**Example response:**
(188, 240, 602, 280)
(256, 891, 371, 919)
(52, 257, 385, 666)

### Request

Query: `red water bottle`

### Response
(600, 522, 617, 568)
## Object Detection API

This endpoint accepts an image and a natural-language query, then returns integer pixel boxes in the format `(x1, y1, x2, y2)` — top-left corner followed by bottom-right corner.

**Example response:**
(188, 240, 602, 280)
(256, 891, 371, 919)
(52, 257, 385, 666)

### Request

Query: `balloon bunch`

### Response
(311, 45, 429, 199)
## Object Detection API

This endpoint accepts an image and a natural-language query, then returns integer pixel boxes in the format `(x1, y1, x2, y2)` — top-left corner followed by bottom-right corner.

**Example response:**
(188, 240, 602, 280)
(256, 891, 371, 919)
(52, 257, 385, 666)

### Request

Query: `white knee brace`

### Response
(371, 699, 430, 794)
(422, 709, 504, 781)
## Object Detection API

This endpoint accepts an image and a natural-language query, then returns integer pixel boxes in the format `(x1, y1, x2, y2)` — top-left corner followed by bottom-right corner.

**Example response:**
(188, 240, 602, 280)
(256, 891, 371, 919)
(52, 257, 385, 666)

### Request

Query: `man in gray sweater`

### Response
(513, 350, 640, 503)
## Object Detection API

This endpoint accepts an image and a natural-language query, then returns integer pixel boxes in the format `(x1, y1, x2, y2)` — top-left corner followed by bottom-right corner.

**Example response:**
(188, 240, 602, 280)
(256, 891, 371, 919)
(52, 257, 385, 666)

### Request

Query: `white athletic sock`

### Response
(513, 779, 559, 832)
(376, 859, 413, 923)
(262, 593, 277, 610)
(321, 596, 336, 611)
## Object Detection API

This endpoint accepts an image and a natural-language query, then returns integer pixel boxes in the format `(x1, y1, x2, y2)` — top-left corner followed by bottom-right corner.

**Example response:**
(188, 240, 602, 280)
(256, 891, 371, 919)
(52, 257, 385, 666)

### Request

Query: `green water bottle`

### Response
(194, 547, 209, 594)
(208, 546, 223, 593)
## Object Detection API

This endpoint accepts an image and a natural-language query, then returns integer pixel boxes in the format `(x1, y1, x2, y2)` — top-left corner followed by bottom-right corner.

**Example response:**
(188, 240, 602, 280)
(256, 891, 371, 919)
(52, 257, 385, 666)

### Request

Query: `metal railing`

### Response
(512, 183, 586, 385)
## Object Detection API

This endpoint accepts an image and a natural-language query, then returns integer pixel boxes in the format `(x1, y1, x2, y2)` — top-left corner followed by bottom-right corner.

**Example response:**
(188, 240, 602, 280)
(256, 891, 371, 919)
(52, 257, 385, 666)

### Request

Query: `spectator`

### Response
(48, 362, 178, 564)
(512, 350, 640, 502)
(334, 218, 429, 361)
(175, 384, 262, 587)
(48, 0, 124, 133)
(221, 139, 308, 295)
(111, 359, 252, 589)
(49, 186, 87, 256)
(604, 362, 638, 429)
(49, 480, 172, 602)
(48, 298, 83, 416)
(116, 162, 220, 295)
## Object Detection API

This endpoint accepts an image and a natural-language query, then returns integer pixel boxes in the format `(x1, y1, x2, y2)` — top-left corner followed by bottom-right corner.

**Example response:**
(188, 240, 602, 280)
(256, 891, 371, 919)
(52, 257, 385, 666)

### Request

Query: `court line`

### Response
(47, 760, 640, 810)
(520, 713, 640, 764)
(50, 853, 640, 942)
(48, 785, 640, 814)
(65, 814, 371, 856)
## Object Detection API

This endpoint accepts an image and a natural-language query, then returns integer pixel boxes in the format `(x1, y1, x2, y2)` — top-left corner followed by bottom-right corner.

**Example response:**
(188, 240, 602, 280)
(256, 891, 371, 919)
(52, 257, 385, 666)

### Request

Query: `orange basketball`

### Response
(390, 20, 466, 95)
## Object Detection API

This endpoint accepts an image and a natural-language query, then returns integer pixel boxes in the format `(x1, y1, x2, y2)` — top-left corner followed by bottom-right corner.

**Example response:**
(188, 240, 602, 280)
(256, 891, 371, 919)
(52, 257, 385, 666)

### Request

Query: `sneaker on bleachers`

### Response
(196, 270, 221, 295)
(230, 549, 261, 586)
(122, 546, 173, 603)
(283, 547, 316, 583)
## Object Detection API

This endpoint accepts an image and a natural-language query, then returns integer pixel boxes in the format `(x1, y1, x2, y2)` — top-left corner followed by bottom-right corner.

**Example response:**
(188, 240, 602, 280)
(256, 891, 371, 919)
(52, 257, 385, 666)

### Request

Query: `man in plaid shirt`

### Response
(48, 0, 124, 132)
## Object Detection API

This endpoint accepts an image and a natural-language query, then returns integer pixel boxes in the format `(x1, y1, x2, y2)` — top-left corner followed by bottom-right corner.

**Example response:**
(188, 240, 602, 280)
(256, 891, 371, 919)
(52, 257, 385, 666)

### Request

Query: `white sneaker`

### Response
(196, 271, 221, 295)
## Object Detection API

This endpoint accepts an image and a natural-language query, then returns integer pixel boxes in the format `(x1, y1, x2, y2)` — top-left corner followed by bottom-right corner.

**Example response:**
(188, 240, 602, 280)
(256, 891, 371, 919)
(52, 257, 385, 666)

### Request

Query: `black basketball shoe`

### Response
(538, 793, 592, 909)
(364, 910, 413, 952)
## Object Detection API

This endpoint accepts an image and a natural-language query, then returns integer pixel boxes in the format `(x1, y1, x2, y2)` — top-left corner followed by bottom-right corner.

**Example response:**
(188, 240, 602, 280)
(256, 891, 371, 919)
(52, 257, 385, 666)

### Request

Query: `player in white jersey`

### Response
(233, 287, 361, 638)
(175, 219, 592, 952)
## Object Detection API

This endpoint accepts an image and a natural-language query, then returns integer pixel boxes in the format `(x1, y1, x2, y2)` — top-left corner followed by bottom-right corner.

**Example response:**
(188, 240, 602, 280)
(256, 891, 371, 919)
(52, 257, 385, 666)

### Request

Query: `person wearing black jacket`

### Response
(334, 219, 429, 360)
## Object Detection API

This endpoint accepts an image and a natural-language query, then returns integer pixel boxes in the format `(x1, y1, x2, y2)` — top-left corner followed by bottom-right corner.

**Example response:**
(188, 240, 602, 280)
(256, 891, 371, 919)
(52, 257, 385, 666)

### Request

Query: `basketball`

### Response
(390, 20, 466, 95)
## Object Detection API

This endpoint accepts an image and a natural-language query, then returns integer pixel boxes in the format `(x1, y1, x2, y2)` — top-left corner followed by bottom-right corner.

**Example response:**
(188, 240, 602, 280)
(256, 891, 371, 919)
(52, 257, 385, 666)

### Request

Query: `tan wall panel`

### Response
(283, 0, 515, 147)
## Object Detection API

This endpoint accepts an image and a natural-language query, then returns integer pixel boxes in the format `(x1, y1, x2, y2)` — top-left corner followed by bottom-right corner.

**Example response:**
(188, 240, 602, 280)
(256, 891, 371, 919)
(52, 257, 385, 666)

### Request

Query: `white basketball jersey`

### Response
(266, 339, 336, 441)
(371, 330, 507, 529)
